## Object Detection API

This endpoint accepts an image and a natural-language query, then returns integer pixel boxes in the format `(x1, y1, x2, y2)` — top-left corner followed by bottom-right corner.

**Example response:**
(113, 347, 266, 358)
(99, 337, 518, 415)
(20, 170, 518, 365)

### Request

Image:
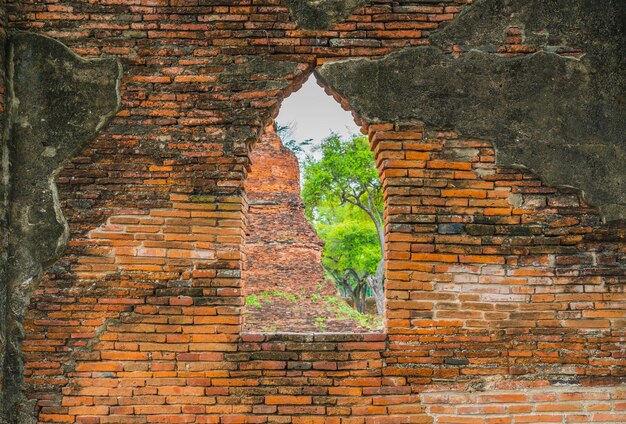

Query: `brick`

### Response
(265, 396, 312, 405)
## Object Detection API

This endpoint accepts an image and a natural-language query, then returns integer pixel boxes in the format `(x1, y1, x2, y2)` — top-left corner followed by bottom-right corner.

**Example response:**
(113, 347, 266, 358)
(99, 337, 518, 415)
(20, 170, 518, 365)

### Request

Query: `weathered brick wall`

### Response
(2, 0, 624, 423)
(244, 124, 327, 297)
(370, 123, 625, 382)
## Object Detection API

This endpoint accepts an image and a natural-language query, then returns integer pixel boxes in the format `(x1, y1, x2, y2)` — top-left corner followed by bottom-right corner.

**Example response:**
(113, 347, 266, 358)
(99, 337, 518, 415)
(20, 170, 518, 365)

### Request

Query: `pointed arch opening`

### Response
(242, 74, 386, 333)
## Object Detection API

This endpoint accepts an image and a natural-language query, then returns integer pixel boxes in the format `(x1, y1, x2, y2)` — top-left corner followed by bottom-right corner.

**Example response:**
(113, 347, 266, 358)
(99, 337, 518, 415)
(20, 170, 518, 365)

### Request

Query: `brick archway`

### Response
(3, 1, 624, 423)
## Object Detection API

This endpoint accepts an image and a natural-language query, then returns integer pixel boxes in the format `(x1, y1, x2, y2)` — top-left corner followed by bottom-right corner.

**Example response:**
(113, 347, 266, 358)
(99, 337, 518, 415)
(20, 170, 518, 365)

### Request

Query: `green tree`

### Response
(276, 122, 311, 161)
(302, 134, 384, 315)
(317, 211, 381, 313)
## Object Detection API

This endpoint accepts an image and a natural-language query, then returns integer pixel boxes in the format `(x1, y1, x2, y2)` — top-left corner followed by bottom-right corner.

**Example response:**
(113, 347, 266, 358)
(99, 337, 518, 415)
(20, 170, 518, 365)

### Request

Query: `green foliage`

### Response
(284, 138, 313, 157)
(246, 290, 383, 331)
(247, 290, 302, 307)
(301, 133, 383, 293)
(313, 316, 327, 331)
(319, 218, 380, 277)
(276, 122, 312, 159)
(302, 133, 382, 222)
(265, 289, 299, 303)
(245, 294, 262, 309)
(330, 297, 383, 329)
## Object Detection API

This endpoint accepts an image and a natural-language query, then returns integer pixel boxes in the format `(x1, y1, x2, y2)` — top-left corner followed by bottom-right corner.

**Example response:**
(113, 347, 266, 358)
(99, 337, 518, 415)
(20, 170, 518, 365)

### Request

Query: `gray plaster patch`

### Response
(316, 0, 626, 221)
(430, 0, 625, 58)
(285, 0, 368, 30)
(1, 32, 121, 423)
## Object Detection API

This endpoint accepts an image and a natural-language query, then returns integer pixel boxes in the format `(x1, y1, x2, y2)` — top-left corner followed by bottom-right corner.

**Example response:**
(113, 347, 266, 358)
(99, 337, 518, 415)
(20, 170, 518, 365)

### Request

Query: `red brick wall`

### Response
(4, 1, 624, 423)
(370, 123, 625, 382)
(244, 125, 327, 299)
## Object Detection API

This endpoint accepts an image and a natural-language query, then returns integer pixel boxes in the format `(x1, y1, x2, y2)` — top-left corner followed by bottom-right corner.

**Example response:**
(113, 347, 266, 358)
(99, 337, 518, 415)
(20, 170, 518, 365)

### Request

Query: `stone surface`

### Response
(1, 32, 120, 423)
(285, 0, 368, 30)
(0, 4, 8, 413)
(316, 0, 626, 221)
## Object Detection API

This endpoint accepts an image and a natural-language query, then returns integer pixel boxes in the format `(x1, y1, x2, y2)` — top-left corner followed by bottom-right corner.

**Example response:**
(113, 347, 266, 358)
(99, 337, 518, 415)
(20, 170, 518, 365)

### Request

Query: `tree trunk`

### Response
(369, 208, 385, 317)
(337, 270, 366, 313)
(358, 281, 367, 314)
(355, 293, 366, 314)
(342, 281, 361, 312)
(367, 259, 385, 316)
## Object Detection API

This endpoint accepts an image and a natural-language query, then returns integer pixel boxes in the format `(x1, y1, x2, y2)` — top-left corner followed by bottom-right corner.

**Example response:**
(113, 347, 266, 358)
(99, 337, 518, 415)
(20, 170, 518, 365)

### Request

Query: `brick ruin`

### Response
(0, 0, 624, 423)
(243, 124, 368, 333)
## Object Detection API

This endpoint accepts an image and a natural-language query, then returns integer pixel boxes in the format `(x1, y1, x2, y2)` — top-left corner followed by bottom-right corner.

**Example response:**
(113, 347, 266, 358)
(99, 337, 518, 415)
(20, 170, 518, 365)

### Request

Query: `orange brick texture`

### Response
(4, 1, 624, 423)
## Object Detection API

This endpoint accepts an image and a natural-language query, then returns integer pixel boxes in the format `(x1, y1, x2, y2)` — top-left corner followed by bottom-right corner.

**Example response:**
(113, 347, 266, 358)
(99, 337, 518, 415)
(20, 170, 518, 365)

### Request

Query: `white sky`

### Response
(275, 76, 361, 154)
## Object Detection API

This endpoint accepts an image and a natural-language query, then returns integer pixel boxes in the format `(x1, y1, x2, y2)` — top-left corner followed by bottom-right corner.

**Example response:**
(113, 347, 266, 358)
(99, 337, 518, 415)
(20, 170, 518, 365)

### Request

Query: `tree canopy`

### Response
(302, 134, 382, 229)
(316, 205, 380, 278)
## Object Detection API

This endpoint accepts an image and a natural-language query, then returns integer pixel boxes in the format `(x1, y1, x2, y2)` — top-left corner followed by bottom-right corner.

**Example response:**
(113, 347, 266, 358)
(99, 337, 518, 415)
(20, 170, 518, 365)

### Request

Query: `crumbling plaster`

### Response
(1, 32, 121, 423)
(316, 0, 626, 221)
(285, 0, 368, 30)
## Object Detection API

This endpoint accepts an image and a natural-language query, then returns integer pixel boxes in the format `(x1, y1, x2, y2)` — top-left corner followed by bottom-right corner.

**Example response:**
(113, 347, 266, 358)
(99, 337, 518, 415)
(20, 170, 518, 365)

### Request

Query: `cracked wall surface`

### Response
(285, 0, 368, 30)
(1, 32, 120, 423)
(317, 0, 626, 221)
(0, 0, 7, 418)
(0, 0, 624, 422)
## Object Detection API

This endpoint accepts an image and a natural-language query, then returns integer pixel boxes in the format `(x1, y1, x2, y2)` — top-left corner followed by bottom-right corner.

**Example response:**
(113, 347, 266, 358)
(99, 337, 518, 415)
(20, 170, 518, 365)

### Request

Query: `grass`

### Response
(245, 293, 262, 308)
(314, 316, 327, 331)
(245, 289, 300, 309)
(245, 289, 383, 331)
(323, 295, 383, 330)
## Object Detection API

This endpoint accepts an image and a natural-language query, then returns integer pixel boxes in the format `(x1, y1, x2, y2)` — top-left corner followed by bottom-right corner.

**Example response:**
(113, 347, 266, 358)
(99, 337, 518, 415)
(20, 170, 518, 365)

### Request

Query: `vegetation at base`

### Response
(245, 293, 262, 308)
(313, 316, 327, 331)
(245, 289, 383, 332)
(322, 295, 383, 329)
